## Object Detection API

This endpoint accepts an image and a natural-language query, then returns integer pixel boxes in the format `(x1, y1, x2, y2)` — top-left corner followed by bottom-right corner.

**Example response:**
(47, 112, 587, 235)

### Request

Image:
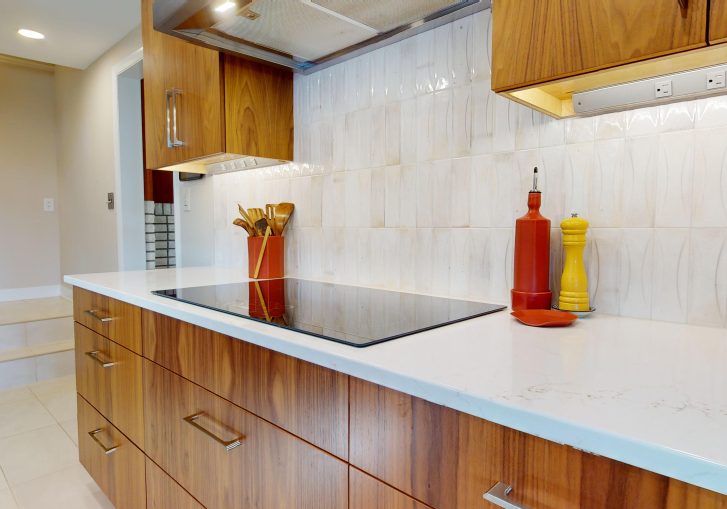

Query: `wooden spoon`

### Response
(275, 202, 295, 236)
(254, 218, 269, 237)
(233, 218, 255, 236)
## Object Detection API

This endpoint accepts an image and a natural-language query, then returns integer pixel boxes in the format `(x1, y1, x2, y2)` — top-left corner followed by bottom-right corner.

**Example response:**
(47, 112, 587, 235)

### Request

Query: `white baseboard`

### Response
(0, 285, 62, 302)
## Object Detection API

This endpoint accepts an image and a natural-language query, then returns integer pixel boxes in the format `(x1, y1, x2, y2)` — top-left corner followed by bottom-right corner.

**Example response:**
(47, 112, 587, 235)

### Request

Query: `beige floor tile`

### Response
(11, 465, 112, 509)
(0, 359, 36, 392)
(59, 419, 78, 447)
(0, 399, 55, 439)
(32, 385, 76, 423)
(0, 388, 34, 407)
(0, 488, 18, 509)
(27, 375, 75, 400)
(0, 425, 78, 486)
(0, 298, 72, 327)
(0, 468, 7, 490)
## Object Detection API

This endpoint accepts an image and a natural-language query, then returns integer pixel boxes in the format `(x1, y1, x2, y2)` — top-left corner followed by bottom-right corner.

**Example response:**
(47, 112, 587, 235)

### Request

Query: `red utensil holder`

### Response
(247, 236, 284, 279)
(249, 279, 286, 319)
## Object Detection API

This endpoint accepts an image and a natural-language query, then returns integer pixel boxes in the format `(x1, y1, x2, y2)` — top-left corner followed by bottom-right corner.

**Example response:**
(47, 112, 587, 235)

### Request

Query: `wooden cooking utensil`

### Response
(253, 226, 271, 279)
(254, 218, 269, 237)
(233, 218, 255, 237)
(237, 204, 254, 226)
(266, 204, 276, 223)
(275, 202, 295, 236)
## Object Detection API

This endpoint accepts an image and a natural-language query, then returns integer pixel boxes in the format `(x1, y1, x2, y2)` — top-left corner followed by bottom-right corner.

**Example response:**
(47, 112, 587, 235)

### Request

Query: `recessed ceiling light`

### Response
(214, 1, 236, 13)
(18, 28, 45, 40)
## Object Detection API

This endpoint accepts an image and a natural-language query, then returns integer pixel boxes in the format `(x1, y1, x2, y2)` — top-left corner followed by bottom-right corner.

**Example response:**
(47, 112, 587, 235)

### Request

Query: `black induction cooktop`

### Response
(153, 278, 505, 347)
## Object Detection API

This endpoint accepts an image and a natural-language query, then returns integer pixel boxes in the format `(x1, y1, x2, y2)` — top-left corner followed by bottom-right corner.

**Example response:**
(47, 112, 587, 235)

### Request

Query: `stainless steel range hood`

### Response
(153, 0, 487, 73)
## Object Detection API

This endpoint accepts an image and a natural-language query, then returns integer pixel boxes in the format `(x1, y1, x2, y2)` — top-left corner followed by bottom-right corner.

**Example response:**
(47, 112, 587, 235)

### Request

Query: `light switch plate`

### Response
(183, 188, 192, 211)
(43, 198, 54, 212)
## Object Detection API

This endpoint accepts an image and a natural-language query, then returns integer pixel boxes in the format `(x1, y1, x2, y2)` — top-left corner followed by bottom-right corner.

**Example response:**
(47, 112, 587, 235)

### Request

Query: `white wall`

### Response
(0, 59, 61, 293)
(55, 27, 142, 278)
(176, 175, 215, 267)
(210, 9, 727, 329)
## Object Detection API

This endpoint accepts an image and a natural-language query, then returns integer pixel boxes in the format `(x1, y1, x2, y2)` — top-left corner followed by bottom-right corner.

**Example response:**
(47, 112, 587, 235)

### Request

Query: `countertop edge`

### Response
(64, 274, 727, 496)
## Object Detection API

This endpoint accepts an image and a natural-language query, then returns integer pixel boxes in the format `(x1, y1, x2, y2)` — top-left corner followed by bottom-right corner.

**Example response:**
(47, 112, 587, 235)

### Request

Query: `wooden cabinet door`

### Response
(73, 287, 142, 354)
(142, 310, 349, 459)
(492, 0, 709, 91)
(711, 0, 727, 44)
(349, 468, 434, 509)
(143, 359, 348, 509)
(146, 458, 204, 509)
(78, 395, 146, 509)
(75, 324, 144, 448)
(141, 0, 224, 169)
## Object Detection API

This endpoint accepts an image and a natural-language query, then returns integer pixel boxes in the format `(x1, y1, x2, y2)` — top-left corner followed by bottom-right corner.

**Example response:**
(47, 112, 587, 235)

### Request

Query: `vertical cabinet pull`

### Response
(88, 428, 119, 455)
(85, 350, 117, 368)
(183, 412, 244, 451)
(483, 482, 531, 509)
(84, 309, 113, 323)
(165, 88, 184, 148)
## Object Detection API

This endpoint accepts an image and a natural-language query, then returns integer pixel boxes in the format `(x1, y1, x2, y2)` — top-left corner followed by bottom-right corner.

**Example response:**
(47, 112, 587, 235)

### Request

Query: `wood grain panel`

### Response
(146, 458, 204, 509)
(78, 395, 146, 509)
(224, 56, 294, 161)
(142, 310, 348, 459)
(73, 287, 142, 354)
(349, 377, 504, 509)
(143, 359, 348, 509)
(75, 323, 144, 448)
(711, 0, 727, 44)
(141, 0, 224, 169)
(349, 467, 434, 509)
(492, 0, 709, 91)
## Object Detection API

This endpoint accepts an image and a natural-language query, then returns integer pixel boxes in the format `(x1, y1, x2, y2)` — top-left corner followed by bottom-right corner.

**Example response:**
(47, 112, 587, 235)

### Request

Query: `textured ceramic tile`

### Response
(451, 15, 473, 86)
(415, 29, 435, 96)
(658, 101, 696, 132)
(432, 89, 453, 160)
(11, 465, 114, 509)
(587, 228, 622, 315)
(623, 136, 658, 227)
(399, 229, 417, 291)
(370, 50, 386, 107)
(687, 228, 727, 327)
(0, 424, 77, 485)
(416, 94, 434, 162)
(370, 106, 386, 168)
(565, 116, 595, 144)
(449, 229, 471, 297)
(451, 85, 472, 157)
(624, 107, 658, 137)
(487, 228, 513, 303)
(539, 116, 565, 147)
(492, 95, 516, 153)
(370, 168, 386, 228)
(655, 131, 695, 227)
(414, 229, 434, 293)
(470, 81, 494, 155)
(692, 127, 727, 227)
(431, 160, 452, 228)
(540, 146, 566, 221)
(308, 72, 321, 124)
(470, 154, 495, 227)
(468, 229, 491, 300)
(399, 98, 417, 164)
(590, 139, 625, 227)
(491, 153, 517, 227)
(400, 38, 417, 100)
(651, 228, 689, 323)
(695, 95, 727, 129)
(384, 166, 401, 228)
(515, 106, 541, 150)
(471, 9, 491, 82)
(433, 24, 453, 90)
(564, 143, 594, 219)
(384, 42, 402, 103)
(416, 162, 434, 227)
(450, 157, 472, 227)
(594, 112, 626, 140)
(385, 102, 401, 165)
(619, 229, 654, 319)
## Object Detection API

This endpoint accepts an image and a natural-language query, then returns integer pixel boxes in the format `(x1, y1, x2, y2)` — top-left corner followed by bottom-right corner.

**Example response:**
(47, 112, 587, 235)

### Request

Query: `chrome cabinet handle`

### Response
(88, 428, 119, 455)
(171, 89, 184, 147)
(85, 350, 117, 368)
(183, 412, 244, 451)
(483, 482, 530, 509)
(165, 89, 173, 148)
(84, 309, 113, 323)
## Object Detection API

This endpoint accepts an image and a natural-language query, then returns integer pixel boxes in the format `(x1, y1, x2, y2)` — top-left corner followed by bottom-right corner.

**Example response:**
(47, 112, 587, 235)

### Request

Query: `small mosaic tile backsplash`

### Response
(145, 201, 176, 269)
(210, 9, 727, 328)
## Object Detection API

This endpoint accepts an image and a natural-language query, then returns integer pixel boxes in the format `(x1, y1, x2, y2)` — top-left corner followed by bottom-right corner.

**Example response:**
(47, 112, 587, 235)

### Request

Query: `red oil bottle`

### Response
(511, 167, 552, 310)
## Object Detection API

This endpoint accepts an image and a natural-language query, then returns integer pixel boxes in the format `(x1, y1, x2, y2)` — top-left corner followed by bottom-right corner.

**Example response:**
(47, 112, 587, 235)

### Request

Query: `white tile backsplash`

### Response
(208, 9, 727, 328)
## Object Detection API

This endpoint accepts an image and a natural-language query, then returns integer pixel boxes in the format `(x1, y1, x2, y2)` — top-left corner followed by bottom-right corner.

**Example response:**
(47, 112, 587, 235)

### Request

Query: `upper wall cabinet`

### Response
(711, 0, 727, 44)
(492, 0, 708, 92)
(141, 0, 293, 171)
(492, 0, 727, 118)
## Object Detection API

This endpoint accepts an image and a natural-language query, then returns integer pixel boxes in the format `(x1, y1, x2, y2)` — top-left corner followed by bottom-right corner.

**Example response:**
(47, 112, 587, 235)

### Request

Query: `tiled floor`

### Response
(0, 375, 112, 509)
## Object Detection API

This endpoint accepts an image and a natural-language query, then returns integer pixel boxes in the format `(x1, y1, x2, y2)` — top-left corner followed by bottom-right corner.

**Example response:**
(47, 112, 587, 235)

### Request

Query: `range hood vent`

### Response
(154, 0, 487, 73)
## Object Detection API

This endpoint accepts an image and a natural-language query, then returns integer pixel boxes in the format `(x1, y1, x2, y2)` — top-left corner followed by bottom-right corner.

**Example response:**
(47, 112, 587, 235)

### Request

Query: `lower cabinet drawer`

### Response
(75, 323, 144, 448)
(143, 359, 348, 509)
(77, 394, 146, 509)
(350, 467, 433, 509)
(146, 458, 205, 509)
(73, 286, 142, 354)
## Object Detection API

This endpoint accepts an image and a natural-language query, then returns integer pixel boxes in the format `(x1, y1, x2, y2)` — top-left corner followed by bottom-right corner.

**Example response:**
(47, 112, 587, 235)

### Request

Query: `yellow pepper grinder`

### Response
(559, 213, 590, 311)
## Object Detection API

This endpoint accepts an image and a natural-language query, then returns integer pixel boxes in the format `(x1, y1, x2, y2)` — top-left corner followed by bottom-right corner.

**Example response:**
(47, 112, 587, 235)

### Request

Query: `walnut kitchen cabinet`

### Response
(491, 0, 709, 92)
(349, 378, 727, 509)
(349, 468, 434, 509)
(141, 0, 293, 170)
(711, 0, 727, 44)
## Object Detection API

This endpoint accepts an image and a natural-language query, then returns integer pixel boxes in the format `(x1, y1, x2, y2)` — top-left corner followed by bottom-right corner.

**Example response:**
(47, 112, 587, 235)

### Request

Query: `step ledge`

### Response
(0, 340, 74, 363)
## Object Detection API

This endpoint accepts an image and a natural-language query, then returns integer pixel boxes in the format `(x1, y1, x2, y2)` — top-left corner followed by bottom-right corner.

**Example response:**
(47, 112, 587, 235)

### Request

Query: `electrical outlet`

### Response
(707, 71, 726, 90)
(655, 80, 673, 98)
(43, 198, 54, 212)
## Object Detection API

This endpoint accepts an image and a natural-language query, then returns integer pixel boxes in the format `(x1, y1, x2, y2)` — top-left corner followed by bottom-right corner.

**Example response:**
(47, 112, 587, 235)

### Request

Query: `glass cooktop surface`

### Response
(153, 278, 506, 347)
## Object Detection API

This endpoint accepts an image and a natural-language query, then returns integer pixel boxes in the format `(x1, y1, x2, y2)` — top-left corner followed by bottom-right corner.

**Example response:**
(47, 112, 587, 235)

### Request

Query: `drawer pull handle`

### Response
(85, 350, 117, 368)
(88, 428, 119, 455)
(484, 482, 530, 509)
(183, 412, 244, 451)
(84, 309, 114, 323)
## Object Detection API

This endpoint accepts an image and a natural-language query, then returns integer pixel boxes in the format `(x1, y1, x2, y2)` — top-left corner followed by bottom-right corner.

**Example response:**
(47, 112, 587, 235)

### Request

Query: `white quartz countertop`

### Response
(65, 267, 727, 496)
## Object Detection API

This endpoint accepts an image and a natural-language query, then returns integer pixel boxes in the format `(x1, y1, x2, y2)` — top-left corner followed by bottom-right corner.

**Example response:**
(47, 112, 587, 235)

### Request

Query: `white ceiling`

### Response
(0, 0, 140, 69)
